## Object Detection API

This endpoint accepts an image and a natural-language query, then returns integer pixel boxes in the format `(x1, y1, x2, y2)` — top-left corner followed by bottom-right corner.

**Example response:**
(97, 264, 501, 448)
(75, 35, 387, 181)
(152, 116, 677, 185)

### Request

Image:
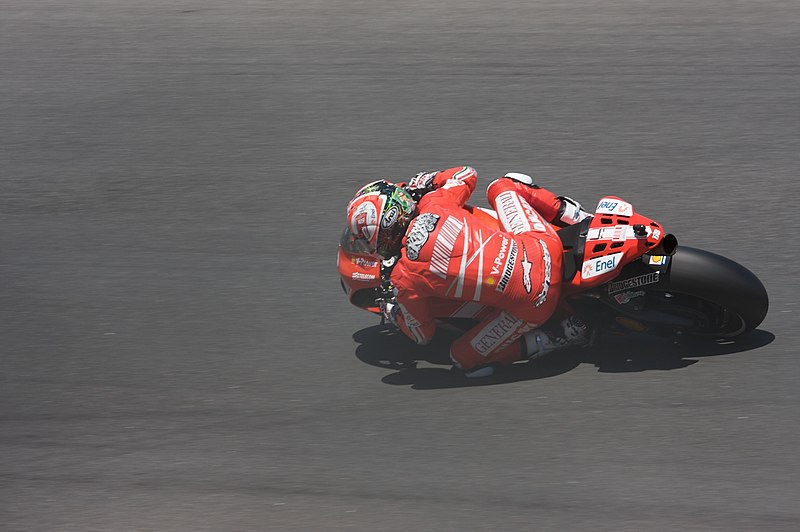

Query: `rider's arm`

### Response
(409, 166, 478, 208)
(389, 263, 437, 345)
(393, 291, 437, 345)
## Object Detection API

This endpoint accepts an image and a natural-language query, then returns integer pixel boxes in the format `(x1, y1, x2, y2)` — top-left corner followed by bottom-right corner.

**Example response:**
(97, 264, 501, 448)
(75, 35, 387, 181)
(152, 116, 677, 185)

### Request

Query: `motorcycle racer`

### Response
(345, 166, 593, 378)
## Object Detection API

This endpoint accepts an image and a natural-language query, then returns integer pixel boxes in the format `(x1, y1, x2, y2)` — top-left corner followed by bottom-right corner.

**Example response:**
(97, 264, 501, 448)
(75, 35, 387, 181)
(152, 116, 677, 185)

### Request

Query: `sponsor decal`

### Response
(496, 321, 535, 352)
(648, 255, 667, 266)
(390, 187, 413, 211)
(429, 215, 463, 279)
(496, 191, 532, 234)
(490, 237, 510, 276)
(614, 290, 645, 305)
(470, 311, 524, 356)
(535, 240, 551, 307)
(607, 271, 661, 294)
(521, 202, 548, 232)
(588, 225, 655, 242)
(496, 240, 518, 292)
(521, 244, 533, 293)
(405, 213, 439, 261)
(351, 272, 376, 281)
(486, 277, 496, 286)
(652, 229, 661, 241)
(351, 257, 379, 268)
(595, 198, 633, 216)
(588, 226, 631, 241)
(381, 205, 399, 229)
(581, 252, 624, 279)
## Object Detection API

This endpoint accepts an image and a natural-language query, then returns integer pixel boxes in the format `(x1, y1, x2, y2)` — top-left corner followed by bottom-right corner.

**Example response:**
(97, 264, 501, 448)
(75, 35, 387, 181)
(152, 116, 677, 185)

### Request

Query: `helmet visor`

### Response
(340, 226, 377, 255)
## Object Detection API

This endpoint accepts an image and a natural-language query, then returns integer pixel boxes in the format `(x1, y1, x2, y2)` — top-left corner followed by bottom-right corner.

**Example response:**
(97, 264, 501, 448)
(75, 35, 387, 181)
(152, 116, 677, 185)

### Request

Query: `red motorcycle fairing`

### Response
(338, 197, 670, 317)
(561, 196, 669, 296)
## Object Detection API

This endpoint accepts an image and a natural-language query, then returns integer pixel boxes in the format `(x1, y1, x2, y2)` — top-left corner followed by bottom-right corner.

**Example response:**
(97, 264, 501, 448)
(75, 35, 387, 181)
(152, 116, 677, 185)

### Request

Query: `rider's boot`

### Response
(523, 315, 594, 360)
(556, 196, 592, 226)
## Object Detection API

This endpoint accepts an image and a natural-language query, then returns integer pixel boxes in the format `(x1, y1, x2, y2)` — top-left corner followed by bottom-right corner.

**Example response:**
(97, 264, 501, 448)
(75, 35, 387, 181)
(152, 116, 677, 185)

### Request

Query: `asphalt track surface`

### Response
(2, 2, 799, 531)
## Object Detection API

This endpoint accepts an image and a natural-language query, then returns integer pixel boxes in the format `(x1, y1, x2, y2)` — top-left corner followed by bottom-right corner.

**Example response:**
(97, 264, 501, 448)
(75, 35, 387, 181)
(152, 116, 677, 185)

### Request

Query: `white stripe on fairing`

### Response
(447, 230, 496, 297)
(454, 218, 470, 298)
(429, 215, 463, 279)
(474, 234, 484, 301)
(451, 301, 484, 319)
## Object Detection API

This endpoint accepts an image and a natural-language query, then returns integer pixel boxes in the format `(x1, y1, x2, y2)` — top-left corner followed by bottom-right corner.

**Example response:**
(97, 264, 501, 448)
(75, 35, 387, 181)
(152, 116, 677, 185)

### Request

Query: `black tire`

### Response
(645, 246, 769, 337)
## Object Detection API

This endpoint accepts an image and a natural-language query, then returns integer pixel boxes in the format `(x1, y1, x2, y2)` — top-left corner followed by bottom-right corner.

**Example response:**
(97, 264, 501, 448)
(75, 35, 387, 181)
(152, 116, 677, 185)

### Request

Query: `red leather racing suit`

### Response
(390, 166, 566, 371)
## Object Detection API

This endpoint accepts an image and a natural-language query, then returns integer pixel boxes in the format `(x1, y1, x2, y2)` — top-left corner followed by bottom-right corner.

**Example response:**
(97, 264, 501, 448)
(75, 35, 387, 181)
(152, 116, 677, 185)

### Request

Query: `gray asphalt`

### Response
(2, 1, 799, 531)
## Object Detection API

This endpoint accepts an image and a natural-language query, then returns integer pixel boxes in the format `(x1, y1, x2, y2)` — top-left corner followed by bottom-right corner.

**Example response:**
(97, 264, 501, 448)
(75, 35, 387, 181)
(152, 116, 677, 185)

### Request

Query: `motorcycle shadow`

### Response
(589, 328, 775, 373)
(353, 324, 581, 389)
(353, 325, 775, 390)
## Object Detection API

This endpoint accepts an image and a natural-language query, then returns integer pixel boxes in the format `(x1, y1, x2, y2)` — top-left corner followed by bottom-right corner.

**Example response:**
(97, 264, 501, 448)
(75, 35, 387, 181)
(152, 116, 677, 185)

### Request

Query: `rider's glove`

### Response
(405, 171, 438, 201)
(557, 196, 592, 226)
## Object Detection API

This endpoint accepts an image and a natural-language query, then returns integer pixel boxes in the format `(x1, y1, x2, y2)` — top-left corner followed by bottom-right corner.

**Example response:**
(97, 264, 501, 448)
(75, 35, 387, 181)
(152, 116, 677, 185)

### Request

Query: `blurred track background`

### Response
(1, 1, 798, 530)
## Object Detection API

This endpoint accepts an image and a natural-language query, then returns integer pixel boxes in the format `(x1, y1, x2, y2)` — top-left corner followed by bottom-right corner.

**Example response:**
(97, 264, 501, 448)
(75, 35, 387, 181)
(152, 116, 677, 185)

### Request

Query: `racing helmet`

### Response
(345, 180, 416, 259)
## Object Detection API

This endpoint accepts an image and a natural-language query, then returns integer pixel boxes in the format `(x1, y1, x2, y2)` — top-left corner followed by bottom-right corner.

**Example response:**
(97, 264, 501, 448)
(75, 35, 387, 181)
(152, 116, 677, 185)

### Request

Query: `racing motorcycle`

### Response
(338, 195, 769, 342)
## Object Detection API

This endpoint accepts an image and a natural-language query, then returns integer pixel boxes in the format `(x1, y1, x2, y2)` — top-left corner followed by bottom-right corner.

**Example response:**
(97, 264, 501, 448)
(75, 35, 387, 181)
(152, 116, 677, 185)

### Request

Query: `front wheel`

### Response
(641, 246, 769, 337)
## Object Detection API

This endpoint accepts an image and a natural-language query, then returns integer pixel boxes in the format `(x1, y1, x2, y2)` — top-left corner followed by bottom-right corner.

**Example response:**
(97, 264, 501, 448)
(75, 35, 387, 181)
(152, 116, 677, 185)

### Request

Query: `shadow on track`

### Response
(353, 325, 775, 390)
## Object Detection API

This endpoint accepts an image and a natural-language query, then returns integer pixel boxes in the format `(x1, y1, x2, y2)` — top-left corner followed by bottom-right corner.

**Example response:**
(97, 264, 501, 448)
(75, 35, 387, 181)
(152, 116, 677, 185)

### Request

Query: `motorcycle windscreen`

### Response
(338, 227, 382, 311)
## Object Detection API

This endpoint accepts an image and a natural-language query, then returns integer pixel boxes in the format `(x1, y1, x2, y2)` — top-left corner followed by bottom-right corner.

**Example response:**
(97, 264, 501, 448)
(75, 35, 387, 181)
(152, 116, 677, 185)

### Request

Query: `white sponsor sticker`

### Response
(405, 213, 439, 261)
(595, 198, 634, 216)
(581, 252, 624, 279)
(496, 191, 532, 234)
(351, 272, 376, 281)
(535, 240, 551, 307)
(352, 257, 379, 268)
(490, 236, 510, 277)
(496, 240, 518, 292)
(469, 311, 523, 356)
(381, 205, 399, 229)
(587, 225, 649, 242)
(521, 244, 533, 293)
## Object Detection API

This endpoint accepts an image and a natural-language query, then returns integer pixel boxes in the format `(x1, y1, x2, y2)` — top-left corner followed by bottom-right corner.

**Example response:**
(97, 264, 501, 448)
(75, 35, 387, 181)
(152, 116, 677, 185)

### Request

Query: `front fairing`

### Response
(563, 196, 670, 295)
(338, 227, 383, 312)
